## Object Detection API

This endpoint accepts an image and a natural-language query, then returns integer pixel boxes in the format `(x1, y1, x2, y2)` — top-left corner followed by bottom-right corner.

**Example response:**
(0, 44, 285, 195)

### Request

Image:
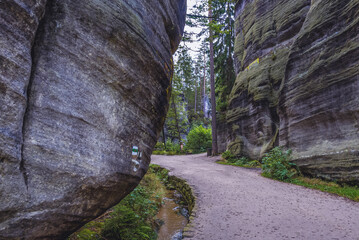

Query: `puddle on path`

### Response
(156, 191, 188, 240)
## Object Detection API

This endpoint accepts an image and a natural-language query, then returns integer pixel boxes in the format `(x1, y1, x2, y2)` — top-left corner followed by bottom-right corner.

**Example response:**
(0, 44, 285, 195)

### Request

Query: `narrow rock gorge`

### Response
(220, 0, 359, 184)
(0, 0, 186, 239)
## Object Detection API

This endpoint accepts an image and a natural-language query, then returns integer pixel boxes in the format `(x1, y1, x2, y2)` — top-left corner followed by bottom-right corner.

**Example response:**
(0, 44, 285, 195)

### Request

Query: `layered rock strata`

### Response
(0, 0, 186, 239)
(222, 0, 359, 184)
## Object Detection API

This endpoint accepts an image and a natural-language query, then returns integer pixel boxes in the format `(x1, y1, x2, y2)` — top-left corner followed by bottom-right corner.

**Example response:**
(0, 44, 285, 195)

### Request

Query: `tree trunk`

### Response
(162, 127, 166, 150)
(202, 53, 206, 115)
(172, 94, 182, 143)
(194, 83, 197, 113)
(227, 0, 232, 57)
(209, 1, 218, 155)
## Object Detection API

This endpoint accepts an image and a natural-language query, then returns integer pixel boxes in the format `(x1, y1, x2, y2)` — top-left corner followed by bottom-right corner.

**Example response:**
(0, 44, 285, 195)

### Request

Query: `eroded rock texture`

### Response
(222, 0, 359, 184)
(0, 0, 186, 239)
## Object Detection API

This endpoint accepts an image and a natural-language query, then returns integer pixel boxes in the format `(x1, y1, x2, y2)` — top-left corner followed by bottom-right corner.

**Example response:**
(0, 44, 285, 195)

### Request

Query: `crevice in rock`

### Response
(20, 0, 51, 190)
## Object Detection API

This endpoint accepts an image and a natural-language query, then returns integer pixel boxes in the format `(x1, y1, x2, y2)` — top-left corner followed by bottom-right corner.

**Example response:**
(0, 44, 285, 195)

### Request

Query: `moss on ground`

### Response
(68, 168, 166, 240)
(69, 165, 196, 240)
(150, 164, 196, 215)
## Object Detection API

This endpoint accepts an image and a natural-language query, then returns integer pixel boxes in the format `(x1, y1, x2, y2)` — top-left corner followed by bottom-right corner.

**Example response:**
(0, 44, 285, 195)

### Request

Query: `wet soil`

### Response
(156, 190, 188, 240)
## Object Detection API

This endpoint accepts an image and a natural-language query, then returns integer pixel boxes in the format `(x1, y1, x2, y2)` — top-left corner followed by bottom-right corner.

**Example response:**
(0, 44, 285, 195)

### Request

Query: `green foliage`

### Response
(166, 87, 189, 141)
(100, 173, 166, 240)
(190, 0, 236, 113)
(155, 138, 181, 152)
(101, 204, 156, 240)
(74, 227, 102, 240)
(164, 138, 181, 153)
(152, 150, 184, 156)
(289, 177, 359, 202)
(102, 209, 155, 240)
(154, 142, 166, 151)
(220, 151, 261, 168)
(246, 160, 261, 168)
(185, 125, 212, 153)
(216, 98, 228, 112)
(211, 0, 236, 113)
(153, 139, 185, 155)
(228, 156, 249, 165)
(69, 216, 105, 240)
(70, 171, 166, 240)
(261, 147, 298, 180)
(222, 150, 235, 161)
(148, 165, 170, 184)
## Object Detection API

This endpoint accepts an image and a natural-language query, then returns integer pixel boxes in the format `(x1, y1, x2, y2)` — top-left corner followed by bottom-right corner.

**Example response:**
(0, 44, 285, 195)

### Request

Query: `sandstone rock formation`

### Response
(0, 0, 186, 239)
(221, 0, 359, 184)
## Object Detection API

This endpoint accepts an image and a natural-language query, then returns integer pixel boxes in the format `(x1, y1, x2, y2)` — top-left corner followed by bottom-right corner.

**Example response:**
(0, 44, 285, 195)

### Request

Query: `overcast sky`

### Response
(180, 0, 206, 59)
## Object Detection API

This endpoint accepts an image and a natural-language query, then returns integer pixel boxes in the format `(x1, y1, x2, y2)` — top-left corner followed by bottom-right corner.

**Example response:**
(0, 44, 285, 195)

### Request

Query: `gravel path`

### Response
(151, 154, 359, 240)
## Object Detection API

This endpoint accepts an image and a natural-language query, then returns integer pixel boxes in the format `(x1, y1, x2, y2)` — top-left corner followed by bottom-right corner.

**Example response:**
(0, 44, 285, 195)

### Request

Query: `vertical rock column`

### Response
(226, 0, 310, 159)
(228, 0, 359, 184)
(278, 0, 359, 183)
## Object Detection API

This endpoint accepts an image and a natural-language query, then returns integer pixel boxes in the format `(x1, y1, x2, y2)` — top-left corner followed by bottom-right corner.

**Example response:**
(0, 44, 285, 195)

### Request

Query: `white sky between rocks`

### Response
(181, 0, 206, 59)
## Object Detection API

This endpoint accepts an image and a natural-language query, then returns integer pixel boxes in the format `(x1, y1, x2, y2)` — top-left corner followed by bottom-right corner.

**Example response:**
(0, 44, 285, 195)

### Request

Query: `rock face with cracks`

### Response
(220, 0, 359, 184)
(0, 0, 186, 239)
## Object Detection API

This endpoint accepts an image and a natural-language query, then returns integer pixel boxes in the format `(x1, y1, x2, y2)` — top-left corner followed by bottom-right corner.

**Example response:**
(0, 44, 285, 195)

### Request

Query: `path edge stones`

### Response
(150, 164, 198, 239)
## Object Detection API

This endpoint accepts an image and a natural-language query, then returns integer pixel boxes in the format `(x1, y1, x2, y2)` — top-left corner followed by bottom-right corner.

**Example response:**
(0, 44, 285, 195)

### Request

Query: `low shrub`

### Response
(100, 171, 168, 240)
(222, 150, 235, 161)
(154, 142, 166, 151)
(152, 150, 184, 156)
(261, 147, 298, 180)
(185, 125, 212, 154)
(153, 139, 183, 155)
(101, 204, 156, 240)
(164, 138, 181, 153)
(246, 160, 261, 168)
(220, 151, 261, 168)
(228, 156, 249, 165)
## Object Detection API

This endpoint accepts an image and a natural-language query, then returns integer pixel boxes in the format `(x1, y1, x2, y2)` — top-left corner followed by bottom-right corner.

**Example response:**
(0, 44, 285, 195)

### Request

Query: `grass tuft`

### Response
(288, 177, 359, 202)
(69, 169, 167, 240)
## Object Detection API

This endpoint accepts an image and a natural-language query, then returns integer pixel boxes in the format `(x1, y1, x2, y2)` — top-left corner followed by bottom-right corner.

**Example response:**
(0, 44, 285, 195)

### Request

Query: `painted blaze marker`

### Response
(246, 58, 260, 71)
(132, 146, 141, 172)
(132, 146, 139, 159)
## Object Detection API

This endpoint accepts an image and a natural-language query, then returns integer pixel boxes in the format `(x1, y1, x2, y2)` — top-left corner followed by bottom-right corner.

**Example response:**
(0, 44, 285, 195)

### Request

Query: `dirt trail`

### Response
(151, 154, 359, 240)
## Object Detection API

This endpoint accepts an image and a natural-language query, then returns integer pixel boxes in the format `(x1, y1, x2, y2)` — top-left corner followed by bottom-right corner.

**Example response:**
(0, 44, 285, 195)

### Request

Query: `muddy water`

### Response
(156, 191, 188, 240)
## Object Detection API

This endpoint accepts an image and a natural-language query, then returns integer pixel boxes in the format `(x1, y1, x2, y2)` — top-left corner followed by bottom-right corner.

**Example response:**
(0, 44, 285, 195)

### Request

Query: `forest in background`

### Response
(157, 0, 236, 154)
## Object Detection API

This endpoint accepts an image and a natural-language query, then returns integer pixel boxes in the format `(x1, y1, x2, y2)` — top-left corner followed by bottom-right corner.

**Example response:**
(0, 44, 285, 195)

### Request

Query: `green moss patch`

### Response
(150, 165, 196, 215)
(285, 177, 359, 202)
(69, 168, 167, 240)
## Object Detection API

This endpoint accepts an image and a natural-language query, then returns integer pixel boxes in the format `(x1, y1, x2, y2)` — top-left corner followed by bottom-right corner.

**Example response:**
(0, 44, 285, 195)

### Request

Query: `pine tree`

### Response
(165, 72, 189, 142)
(209, 0, 218, 155)
(211, 0, 235, 113)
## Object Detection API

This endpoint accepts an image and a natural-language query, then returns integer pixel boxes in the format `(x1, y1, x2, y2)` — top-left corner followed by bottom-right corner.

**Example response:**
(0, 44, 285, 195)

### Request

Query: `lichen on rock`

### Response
(221, 0, 359, 184)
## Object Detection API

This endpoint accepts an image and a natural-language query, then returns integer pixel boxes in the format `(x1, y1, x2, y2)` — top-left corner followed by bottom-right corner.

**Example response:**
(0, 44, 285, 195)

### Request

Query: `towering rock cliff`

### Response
(0, 0, 186, 239)
(222, 0, 359, 184)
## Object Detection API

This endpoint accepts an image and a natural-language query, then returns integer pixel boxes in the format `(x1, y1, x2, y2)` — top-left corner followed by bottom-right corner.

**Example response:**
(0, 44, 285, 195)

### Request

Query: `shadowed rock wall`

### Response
(221, 0, 359, 184)
(0, 0, 186, 239)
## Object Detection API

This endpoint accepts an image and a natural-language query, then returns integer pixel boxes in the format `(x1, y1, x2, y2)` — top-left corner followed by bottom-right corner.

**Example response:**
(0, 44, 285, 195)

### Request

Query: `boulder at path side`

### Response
(0, 0, 186, 238)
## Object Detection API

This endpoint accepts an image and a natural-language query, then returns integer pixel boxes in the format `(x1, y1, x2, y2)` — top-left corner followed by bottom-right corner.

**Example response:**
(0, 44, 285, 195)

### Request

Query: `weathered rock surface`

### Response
(0, 0, 186, 239)
(221, 0, 359, 184)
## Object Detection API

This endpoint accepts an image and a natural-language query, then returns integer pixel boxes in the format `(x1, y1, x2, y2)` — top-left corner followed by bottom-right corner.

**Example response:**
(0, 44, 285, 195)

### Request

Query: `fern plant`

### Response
(261, 147, 298, 180)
